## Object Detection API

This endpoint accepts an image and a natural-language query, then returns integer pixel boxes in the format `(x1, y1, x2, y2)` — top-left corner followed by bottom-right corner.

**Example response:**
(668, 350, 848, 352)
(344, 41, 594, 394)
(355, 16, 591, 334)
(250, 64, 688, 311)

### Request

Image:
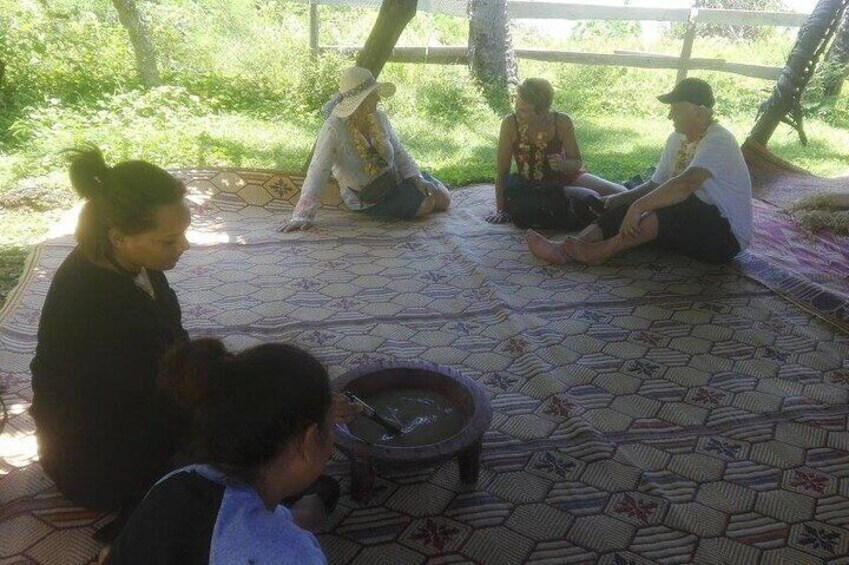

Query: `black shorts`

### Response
(596, 194, 741, 263)
(362, 171, 441, 220)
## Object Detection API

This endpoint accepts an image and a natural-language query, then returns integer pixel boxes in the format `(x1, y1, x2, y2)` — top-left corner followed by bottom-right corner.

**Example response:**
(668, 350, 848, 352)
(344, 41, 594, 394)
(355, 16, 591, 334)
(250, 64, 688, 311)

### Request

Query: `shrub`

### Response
(412, 67, 490, 126)
(0, 1, 135, 108)
(801, 59, 849, 129)
(295, 50, 353, 114)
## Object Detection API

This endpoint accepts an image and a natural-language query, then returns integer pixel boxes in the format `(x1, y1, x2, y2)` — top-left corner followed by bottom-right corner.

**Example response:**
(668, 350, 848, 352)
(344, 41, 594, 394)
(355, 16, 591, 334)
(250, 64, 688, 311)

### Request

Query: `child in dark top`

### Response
(30, 146, 192, 536)
(104, 339, 334, 564)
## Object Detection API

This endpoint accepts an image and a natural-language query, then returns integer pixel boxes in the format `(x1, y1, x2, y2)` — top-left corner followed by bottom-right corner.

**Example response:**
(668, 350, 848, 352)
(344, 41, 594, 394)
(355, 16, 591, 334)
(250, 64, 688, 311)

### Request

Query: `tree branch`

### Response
(356, 0, 418, 78)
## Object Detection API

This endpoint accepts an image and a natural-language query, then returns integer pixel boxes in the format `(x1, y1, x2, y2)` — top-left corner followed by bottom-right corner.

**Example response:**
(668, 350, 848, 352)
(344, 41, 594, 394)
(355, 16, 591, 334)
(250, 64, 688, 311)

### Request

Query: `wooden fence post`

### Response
(677, 7, 699, 82)
(309, 0, 319, 58)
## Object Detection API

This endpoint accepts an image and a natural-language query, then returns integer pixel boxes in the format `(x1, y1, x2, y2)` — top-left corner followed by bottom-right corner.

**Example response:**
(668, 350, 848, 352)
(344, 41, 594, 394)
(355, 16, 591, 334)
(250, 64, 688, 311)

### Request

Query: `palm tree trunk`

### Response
(111, 0, 160, 88)
(356, 0, 418, 78)
(749, 0, 849, 146)
(468, 0, 519, 113)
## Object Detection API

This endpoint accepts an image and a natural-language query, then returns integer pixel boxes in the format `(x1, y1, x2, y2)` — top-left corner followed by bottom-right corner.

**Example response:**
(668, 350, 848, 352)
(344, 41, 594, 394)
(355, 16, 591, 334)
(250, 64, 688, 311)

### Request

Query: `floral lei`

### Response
(346, 113, 388, 177)
(516, 117, 549, 181)
(672, 121, 715, 176)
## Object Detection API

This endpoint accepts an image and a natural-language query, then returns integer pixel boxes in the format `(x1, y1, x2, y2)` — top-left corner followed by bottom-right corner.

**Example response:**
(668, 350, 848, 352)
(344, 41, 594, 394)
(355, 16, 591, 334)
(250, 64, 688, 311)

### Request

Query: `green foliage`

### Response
(699, 72, 769, 116)
(0, 245, 30, 303)
(553, 64, 673, 116)
(6, 86, 214, 171)
(571, 20, 642, 41)
(0, 0, 847, 246)
(803, 60, 849, 129)
(426, 13, 469, 46)
(380, 64, 499, 186)
(145, 1, 312, 117)
(394, 66, 490, 126)
(669, 0, 788, 41)
(296, 51, 353, 114)
(0, 1, 135, 108)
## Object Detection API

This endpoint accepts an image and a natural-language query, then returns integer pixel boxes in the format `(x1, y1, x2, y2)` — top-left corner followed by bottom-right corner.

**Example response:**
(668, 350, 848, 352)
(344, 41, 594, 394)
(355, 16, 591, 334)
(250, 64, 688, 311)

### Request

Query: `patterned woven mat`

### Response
(1, 169, 849, 565)
(739, 199, 849, 333)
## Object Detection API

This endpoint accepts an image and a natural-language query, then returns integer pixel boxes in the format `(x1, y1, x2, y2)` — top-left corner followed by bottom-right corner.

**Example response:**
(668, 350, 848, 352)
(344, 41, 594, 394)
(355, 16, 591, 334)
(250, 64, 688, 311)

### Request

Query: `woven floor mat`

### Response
(1, 169, 848, 565)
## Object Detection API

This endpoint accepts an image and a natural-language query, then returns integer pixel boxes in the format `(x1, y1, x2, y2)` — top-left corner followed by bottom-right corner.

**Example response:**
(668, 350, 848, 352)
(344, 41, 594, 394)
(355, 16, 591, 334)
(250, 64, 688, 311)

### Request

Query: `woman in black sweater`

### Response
(30, 147, 192, 533)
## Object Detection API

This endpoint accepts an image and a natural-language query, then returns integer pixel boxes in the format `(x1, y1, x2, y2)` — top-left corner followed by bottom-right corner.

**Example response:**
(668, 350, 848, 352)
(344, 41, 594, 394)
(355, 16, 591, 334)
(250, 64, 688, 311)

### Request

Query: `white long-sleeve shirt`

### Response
(291, 110, 421, 222)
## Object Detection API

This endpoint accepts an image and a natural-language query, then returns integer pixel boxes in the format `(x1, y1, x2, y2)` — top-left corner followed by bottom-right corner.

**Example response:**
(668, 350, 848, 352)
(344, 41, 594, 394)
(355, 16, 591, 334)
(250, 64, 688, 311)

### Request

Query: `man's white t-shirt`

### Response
(651, 123, 753, 250)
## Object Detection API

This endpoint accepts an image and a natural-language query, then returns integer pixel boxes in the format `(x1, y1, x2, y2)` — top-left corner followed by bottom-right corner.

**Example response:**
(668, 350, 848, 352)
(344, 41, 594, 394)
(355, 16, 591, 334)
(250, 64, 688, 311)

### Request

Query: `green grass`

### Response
(1, 0, 848, 308)
(0, 245, 31, 307)
(0, 209, 63, 309)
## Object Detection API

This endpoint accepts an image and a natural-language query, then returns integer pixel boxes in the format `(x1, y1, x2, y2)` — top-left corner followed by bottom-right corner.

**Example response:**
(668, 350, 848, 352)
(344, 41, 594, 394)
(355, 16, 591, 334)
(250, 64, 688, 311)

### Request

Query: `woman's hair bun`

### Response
(67, 146, 112, 200)
(159, 338, 233, 412)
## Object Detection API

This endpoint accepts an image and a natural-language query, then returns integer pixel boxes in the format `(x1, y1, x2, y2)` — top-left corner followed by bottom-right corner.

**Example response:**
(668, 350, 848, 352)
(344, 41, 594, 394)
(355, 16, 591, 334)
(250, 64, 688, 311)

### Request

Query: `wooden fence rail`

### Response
(307, 0, 811, 81)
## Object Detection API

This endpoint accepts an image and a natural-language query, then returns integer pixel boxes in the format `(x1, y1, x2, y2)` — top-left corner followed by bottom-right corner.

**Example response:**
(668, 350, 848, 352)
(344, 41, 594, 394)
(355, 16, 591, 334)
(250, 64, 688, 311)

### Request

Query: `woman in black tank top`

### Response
(486, 78, 627, 227)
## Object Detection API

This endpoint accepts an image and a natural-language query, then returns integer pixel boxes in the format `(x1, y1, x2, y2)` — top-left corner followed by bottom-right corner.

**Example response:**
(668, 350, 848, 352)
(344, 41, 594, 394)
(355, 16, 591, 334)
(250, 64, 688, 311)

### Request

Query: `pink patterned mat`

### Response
(1, 171, 848, 565)
(738, 199, 849, 332)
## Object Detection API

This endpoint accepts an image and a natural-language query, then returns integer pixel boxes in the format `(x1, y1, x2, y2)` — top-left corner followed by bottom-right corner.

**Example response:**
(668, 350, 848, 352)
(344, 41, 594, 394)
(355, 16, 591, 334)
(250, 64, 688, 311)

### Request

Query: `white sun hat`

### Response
(326, 66, 396, 118)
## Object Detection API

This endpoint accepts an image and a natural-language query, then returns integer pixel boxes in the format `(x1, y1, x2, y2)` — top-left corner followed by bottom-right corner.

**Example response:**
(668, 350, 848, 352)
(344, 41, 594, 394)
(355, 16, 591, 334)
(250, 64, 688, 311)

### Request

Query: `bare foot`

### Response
(526, 230, 571, 265)
(561, 238, 605, 265)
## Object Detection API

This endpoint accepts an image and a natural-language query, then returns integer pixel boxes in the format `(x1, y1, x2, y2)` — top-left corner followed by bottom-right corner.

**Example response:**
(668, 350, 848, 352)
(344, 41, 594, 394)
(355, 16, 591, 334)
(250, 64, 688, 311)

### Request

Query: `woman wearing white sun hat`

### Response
(278, 66, 451, 232)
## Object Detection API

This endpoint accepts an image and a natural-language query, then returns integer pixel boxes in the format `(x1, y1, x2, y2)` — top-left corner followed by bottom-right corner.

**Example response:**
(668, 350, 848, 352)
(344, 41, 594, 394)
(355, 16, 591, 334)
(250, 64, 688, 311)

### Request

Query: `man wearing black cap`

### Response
(527, 77, 752, 265)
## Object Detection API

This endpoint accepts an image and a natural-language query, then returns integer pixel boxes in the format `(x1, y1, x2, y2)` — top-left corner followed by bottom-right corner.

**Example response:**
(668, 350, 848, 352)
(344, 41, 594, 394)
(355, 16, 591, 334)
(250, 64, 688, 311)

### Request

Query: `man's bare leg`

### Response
(527, 222, 605, 264)
(526, 229, 573, 264)
(564, 213, 660, 265)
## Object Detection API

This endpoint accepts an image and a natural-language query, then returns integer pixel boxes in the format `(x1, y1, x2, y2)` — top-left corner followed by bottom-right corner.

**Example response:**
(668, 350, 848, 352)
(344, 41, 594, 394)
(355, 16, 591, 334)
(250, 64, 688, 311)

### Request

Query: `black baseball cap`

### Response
(657, 78, 715, 108)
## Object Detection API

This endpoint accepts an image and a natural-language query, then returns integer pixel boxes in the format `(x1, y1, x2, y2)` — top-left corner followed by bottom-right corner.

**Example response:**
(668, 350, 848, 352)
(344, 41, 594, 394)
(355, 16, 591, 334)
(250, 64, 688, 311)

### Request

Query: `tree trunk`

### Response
(111, 0, 160, 88)
(822, 9, 849, 95)
(468, 0, 519, 113)
(749, 0, 849, 146)
(356, 0, 418, 78)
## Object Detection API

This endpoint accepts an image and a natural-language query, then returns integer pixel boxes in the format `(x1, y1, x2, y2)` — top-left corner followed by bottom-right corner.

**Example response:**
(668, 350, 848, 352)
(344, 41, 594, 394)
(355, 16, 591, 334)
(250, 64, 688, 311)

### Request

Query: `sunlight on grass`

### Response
(194, 115, 320, 171)
(767, 123, 849, 177)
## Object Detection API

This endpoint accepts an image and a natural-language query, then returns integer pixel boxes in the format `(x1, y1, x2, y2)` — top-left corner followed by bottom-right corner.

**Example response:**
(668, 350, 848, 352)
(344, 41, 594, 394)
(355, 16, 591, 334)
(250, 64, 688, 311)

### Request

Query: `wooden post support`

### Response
(677, 7, 699, 83)
(309, 0, 319, 58)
